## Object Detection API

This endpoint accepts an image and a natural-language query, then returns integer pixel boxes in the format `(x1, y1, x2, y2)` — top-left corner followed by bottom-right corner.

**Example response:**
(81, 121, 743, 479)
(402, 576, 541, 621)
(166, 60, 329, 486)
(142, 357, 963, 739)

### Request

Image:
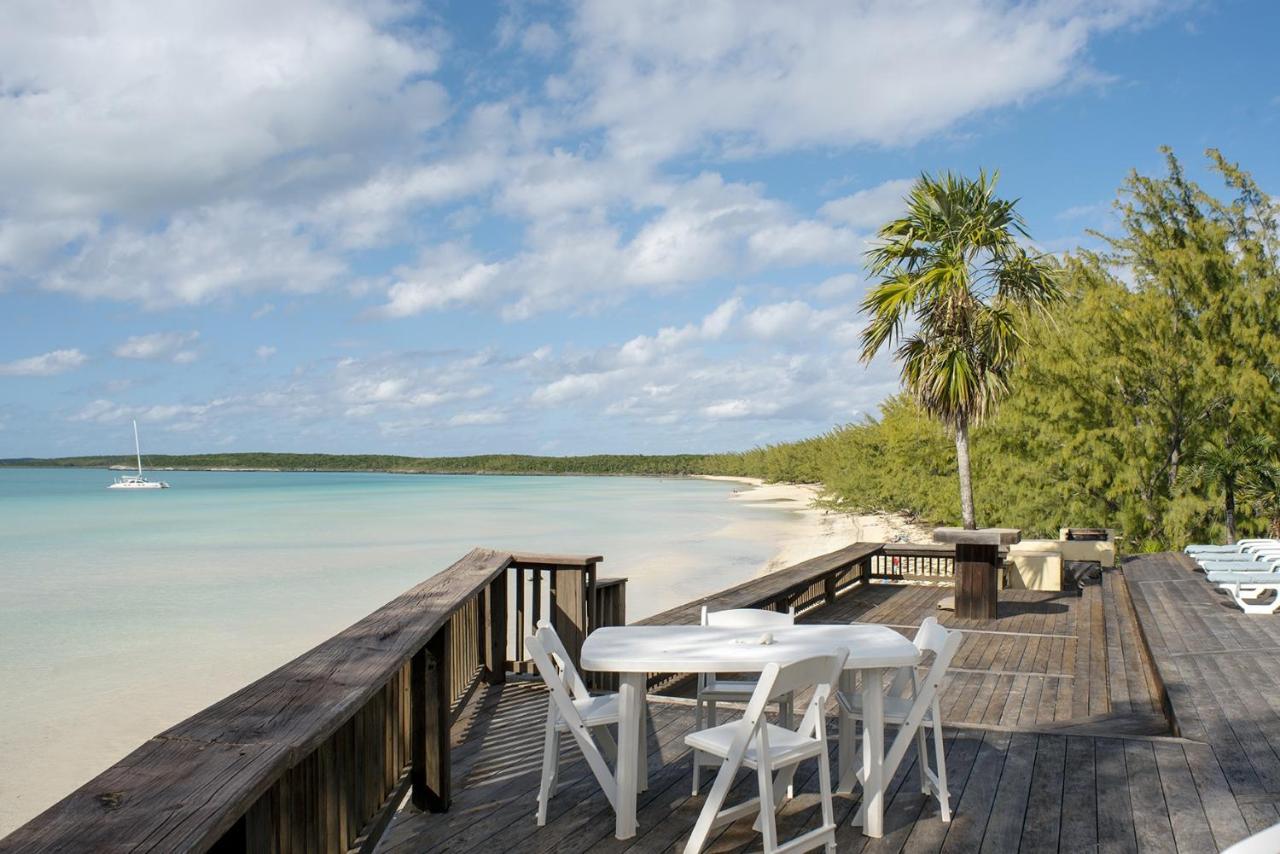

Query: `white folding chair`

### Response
(836, 617, 962, 824)
(694, 607, 797, 794)
(683, 649, 848, 854)
(526, 620, 620, 826)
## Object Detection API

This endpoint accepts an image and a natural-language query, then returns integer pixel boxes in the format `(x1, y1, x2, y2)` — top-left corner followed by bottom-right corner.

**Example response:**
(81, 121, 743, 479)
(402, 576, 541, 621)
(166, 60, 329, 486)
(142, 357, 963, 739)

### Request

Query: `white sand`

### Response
(695, 475, 933, 573)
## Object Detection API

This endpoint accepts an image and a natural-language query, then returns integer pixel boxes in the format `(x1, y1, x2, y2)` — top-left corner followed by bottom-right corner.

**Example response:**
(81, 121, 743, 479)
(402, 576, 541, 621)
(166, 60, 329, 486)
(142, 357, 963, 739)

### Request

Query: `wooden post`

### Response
(824, 573, 838, 605)
(954, 543, 999, 620)
(514, 567, 525, 665)
(933, 528, 1020, 621)
(411, 625, 451, 812)
(550, 566, 588, 677)
(860, 556, 871, 585)
(483, 572, 507, 683)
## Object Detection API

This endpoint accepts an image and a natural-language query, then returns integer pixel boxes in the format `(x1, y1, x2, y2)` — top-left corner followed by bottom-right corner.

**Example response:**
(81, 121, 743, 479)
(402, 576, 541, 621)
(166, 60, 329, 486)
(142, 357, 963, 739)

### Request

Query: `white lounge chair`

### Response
(693, 606, 796, 794)
(836, 617, 963, 825)
(527, 620, 620, 826)
(1217, 581, 1280, 615)
(683, 650, 847, 854)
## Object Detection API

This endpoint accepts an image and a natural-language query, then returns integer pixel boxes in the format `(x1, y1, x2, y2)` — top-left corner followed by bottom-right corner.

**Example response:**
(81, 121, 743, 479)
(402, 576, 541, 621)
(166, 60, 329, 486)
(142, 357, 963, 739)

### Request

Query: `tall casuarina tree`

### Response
(860, 171, 1061, 529)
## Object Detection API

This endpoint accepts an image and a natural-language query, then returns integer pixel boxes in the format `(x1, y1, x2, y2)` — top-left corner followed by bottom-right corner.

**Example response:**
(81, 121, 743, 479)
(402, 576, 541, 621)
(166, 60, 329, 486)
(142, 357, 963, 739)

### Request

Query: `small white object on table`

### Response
(579, 623, 921, 840)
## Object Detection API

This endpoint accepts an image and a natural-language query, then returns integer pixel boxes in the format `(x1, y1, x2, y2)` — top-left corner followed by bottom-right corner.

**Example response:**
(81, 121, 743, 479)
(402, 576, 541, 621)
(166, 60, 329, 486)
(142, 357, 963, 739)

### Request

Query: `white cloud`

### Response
(0, 0, 447, 305)
(0, 348, 88, 376)
(449, 409, 508, 427)
(819, 179, 915, 230)
(530, 371, 620, 405)
(566, 1, 1159, 160)
(70, 399, 132, 423)
(45, 203, 344, 307)
(743, 300, 852, 340)
(376, 173, 860, 318)
(256, 345, 277, 360)
(702, 398, 782, 420)
(616, 298, 740, 366)
(113, 331, 200, 362)
(378, 244, 505, 318)
(811, 273, 863, 301)
(0, 1, 446, 221)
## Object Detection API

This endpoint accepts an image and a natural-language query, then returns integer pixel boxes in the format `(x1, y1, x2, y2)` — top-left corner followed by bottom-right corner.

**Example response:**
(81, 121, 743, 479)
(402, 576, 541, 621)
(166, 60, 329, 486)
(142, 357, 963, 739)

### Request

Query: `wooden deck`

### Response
(1127, 551, 1280, 833)
(378, 567, 1260, 853)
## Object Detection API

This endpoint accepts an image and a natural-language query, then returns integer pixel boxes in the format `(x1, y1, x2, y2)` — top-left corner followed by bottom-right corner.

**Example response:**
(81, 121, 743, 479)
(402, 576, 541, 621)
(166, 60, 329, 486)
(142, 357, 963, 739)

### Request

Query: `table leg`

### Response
(639, 686, 649, 793)
(861, 667, 886, 838)
(614, 672, 644, 839)
(837, 669, 856, 791)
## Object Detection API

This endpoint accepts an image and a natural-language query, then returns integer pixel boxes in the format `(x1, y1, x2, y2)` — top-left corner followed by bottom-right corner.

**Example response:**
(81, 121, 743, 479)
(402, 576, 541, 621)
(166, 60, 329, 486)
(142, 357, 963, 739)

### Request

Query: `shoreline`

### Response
(694, 475, 934, 573)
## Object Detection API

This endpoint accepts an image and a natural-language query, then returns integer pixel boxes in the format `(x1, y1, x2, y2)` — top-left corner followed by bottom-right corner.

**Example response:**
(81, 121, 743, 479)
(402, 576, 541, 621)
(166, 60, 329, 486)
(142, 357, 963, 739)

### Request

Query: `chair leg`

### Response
(692, 749, 701, 796)
(816, 749, 837, 854)
(931, 713, 951, 822)
(683, 751, 738, 854)
(537, 724, 559, 826)
(757, 760, 779, 853)
(707, 699, 717, 728)
(916, 723, 929, 794)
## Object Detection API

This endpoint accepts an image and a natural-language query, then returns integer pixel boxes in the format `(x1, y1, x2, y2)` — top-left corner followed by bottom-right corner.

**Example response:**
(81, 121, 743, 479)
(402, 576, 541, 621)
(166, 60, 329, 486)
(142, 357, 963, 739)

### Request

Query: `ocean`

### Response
(0, 467, 796, 833)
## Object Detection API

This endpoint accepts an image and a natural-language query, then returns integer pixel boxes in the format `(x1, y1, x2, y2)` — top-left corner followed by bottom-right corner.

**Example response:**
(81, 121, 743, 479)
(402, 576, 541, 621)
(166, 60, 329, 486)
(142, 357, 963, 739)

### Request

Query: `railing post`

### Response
(411, 624, 451, 813)
(824, 573, 838, 604)
(550, 565, 589, 676)
(860, 555, 872, 585)
(483, 572, 507, 683)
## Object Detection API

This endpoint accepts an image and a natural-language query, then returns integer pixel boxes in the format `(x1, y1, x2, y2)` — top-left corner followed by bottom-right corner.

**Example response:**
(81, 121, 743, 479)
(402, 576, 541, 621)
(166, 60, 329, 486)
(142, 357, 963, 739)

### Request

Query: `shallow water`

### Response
(0, 468, 794, 832)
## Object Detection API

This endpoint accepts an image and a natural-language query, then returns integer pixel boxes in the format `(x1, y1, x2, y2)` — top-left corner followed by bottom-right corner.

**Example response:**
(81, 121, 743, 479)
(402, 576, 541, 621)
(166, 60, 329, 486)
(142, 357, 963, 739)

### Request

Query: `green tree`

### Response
(860, 171, 1061, 529)
(1184, 437, 1273, 543)
(1241, 462, 1280, 538)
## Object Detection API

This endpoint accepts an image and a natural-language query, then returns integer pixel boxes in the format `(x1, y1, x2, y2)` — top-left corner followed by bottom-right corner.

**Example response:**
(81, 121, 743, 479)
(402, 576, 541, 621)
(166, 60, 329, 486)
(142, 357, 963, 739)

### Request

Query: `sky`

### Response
(1, 0, 1278, 458)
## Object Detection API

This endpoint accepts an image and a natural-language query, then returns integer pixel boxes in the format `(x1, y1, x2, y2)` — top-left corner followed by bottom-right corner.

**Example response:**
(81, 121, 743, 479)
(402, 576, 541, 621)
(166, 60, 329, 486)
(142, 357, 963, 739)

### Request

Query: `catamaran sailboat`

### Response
(107, 420, 170, 489)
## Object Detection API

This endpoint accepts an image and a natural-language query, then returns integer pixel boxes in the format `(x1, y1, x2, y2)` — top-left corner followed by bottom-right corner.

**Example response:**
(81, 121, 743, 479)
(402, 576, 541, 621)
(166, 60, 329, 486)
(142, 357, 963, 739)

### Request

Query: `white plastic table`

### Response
(580, 623, 920, 840)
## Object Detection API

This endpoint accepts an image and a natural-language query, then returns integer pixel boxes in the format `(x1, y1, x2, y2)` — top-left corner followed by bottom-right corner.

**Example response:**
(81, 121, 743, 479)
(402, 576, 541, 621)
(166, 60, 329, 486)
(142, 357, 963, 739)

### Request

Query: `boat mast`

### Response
(133, 419, 143, 477)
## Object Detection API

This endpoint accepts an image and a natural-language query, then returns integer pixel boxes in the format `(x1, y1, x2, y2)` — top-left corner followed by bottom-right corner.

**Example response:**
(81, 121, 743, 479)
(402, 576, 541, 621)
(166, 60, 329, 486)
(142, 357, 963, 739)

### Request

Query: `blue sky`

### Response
(1, 0, 1277, 457)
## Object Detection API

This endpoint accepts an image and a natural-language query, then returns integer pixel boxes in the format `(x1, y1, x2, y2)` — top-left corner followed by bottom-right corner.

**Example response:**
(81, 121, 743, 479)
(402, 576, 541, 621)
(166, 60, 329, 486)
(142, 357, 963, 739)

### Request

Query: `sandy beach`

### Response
(696, 475, 934, 573)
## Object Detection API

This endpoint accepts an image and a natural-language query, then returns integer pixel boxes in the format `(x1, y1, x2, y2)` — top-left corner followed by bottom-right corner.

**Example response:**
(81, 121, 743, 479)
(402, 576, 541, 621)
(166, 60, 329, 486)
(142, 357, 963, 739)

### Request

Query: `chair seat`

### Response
(835, 691, 936, 727)
(554, 693, 619, 731)
(685, 721, 823, 768)
(698, 678, 761, 700)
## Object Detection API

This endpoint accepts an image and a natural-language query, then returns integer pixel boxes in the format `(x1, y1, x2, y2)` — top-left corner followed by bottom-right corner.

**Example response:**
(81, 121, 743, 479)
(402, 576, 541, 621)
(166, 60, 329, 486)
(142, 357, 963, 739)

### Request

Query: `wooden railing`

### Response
(869, 542, 957, 580)
(868, 542, 1009, 582)
(1, 548, 625, 854)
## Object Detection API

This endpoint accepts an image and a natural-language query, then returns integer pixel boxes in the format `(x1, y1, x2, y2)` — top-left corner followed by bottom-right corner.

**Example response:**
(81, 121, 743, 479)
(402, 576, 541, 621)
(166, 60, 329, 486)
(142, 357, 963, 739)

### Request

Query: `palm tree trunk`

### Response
(1225, 474, 1237, 544)
(955, 417, 977, 530)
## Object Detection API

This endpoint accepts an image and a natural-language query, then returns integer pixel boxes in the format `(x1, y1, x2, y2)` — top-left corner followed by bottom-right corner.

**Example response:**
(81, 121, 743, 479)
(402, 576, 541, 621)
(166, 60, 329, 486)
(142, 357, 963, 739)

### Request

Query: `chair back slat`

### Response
(701, 607, 795, 629)
(914, 617, 962, 693)
(532, 618, 590, 700)
(768, 649, 846, 701)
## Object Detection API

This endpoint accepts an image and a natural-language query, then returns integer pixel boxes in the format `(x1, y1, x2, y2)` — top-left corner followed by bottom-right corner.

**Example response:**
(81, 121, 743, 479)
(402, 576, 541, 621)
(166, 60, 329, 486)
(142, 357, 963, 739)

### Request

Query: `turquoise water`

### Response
(0, 468, 792, 831)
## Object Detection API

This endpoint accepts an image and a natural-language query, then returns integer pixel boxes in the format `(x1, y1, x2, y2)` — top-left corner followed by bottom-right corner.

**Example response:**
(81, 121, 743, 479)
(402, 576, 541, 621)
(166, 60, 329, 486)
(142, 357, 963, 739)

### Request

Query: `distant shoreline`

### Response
(0, 451, 737, 479)
(4, 464, 723, 479)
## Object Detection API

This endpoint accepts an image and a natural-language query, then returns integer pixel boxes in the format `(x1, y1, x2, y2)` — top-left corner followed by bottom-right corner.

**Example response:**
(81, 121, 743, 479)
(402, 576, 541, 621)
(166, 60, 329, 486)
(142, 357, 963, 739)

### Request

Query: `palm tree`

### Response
(860, 171, 1061, 529)
(1241, 460, 1280, 538)
(1185, 436, 1272, 543)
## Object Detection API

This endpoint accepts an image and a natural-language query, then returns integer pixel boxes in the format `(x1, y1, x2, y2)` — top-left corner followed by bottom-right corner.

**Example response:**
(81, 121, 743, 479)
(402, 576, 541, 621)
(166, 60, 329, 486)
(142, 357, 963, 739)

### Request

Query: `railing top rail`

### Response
(595, 576, 629, 587)
(510, 551, 603, 569)
(2, 547, 514, 854)
(638, 542, 883, 626)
